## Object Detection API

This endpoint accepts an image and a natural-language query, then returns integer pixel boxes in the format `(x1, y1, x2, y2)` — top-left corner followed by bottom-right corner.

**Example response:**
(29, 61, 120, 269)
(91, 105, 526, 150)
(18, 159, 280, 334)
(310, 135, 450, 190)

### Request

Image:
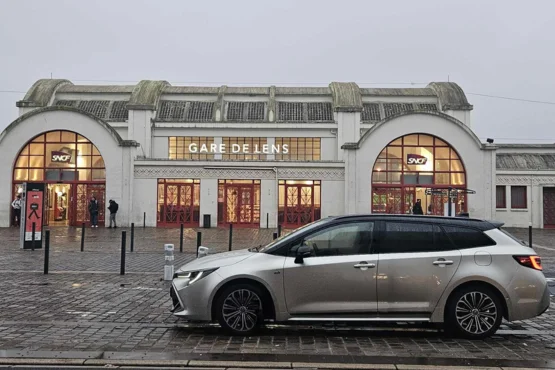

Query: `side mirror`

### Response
(294, 244, 312, 264)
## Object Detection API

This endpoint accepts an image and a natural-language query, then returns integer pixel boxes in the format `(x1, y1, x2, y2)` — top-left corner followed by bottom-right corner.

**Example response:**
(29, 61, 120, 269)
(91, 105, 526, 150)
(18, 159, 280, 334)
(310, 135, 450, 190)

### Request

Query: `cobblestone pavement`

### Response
(0, 226, 554, 364)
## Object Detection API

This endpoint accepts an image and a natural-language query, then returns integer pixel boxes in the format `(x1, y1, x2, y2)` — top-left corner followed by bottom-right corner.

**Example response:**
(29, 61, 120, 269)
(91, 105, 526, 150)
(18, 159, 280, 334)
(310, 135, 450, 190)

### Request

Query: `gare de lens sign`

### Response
(189, 143, 289, 154)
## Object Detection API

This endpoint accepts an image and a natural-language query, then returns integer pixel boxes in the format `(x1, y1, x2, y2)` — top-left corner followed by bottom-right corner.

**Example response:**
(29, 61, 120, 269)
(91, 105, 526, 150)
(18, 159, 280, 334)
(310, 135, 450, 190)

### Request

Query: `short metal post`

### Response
(164, 244, 174, 281)
(44, 230, 50, 275)
(130, 223, 135, 252)
(80, 223, 85, 252)
(196, 231, 202, 258)
(179, 224, 184, 253)
(529, 223, 533, 248)
(273, 232, 278, 240)
(266, 213, 269, 229)
(278, 224, 282, 237)
(120, 231, 126, 275)
(143, 212, 146, 228)
(228, 223, 233, 251)
(31, 222, 36, 251)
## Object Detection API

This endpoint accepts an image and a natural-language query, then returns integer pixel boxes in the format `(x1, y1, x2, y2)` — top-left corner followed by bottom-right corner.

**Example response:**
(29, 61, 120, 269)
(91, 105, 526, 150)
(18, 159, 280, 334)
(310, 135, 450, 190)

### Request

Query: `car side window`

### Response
(442, 226, 497, 248)
(290, 222, 374, 257)
(380, 222, 438, 253)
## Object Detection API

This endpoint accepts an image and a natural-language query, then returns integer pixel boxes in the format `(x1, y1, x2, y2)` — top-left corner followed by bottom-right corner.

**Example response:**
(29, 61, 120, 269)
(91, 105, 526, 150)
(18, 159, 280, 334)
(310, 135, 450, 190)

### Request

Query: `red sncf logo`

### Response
(407, 154, 427, 165)
(51, 151, 71, 163)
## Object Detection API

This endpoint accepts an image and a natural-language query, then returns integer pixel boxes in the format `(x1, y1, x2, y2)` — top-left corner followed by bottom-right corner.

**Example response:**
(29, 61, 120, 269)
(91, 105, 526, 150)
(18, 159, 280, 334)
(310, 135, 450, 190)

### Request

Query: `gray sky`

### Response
(1, 0, 554, 143)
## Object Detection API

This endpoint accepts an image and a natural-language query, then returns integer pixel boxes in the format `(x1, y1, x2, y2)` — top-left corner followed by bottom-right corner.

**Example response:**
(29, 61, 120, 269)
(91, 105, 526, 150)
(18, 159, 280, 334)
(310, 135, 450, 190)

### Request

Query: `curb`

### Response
(0, 358, 552, 370)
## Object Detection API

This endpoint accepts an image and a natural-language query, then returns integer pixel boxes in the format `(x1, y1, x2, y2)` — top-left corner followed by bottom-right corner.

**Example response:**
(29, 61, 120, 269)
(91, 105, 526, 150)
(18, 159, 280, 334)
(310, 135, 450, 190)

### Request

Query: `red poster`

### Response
(25, 191, 43, 241)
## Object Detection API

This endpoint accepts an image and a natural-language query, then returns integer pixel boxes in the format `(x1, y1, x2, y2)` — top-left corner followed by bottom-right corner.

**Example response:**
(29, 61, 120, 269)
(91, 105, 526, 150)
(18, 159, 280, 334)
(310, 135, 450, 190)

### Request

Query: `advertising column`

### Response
(19, 182, 45, 249)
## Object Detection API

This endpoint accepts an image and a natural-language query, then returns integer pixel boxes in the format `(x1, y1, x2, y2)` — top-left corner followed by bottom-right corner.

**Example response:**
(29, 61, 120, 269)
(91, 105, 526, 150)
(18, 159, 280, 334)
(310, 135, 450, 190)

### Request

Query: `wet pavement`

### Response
(0, 226, 554, 367)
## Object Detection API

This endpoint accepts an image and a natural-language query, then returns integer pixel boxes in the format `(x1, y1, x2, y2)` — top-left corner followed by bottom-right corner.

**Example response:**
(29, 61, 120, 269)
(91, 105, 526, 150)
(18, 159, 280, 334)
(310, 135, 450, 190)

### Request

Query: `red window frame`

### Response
(496, 186, 506, 208)
(511, 186, 527, 209)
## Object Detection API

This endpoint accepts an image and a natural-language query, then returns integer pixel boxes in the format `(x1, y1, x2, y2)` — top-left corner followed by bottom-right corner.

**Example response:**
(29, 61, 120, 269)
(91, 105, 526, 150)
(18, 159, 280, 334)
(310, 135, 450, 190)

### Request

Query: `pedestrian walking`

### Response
(412, 199, 424, 215)
(88, 196, 99, 227)
(108, 199, 118, 228)
(11, 194, 22, 227)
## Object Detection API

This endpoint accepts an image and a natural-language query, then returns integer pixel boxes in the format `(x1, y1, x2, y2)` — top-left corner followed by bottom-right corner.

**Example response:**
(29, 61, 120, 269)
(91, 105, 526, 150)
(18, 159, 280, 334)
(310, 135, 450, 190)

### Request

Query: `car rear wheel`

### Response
(215, 283, 264, 335)
(445, 285, 503, 339)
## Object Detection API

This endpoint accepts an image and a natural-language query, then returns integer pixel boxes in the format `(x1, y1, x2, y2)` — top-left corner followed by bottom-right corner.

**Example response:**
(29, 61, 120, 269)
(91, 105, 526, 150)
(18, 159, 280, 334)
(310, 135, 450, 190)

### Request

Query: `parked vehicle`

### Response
(170, 215, 549, 339)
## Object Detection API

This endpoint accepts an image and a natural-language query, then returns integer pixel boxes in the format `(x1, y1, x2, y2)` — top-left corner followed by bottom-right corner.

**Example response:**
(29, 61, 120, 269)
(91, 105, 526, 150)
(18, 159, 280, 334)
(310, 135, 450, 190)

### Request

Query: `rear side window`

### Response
(380, 222, 455, 253)
(442, 226, 496, 249)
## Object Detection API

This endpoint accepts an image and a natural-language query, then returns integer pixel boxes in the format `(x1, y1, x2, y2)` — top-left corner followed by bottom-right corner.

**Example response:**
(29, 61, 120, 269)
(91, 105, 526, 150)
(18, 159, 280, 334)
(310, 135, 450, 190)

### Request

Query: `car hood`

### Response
(176, 249, 254, 272)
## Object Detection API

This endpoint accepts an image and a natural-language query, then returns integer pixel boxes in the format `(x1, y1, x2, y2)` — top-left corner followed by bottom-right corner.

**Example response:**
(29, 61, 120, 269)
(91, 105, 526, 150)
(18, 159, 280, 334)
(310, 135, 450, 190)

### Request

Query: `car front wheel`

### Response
(215, 283, 264, 335)
(445, 285, 503, 339)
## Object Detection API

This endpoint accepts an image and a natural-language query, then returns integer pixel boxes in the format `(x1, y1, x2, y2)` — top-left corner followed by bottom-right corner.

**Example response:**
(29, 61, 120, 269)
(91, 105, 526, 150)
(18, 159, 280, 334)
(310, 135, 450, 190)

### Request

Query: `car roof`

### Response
(325, 214, 503, 231)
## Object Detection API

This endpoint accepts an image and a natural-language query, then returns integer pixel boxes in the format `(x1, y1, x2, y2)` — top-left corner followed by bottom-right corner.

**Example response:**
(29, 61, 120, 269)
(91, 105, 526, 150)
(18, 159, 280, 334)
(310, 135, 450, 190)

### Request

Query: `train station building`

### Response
(0, 79, 553, 229)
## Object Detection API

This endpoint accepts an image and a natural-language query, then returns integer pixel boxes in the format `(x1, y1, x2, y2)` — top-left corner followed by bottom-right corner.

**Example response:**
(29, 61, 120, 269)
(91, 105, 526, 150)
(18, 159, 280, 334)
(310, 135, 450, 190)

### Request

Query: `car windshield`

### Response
(258, 218, 331, 253)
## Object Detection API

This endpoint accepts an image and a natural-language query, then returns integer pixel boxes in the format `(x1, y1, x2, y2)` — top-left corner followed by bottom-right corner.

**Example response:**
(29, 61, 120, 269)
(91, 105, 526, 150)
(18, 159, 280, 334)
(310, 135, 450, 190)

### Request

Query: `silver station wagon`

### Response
(170, 215, 550, 339)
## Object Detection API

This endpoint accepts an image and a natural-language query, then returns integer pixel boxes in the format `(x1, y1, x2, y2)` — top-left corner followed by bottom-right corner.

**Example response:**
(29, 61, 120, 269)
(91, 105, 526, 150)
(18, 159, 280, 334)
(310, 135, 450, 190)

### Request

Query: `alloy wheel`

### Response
(455, 291, 497, 335)
(221, 289, 262, 332)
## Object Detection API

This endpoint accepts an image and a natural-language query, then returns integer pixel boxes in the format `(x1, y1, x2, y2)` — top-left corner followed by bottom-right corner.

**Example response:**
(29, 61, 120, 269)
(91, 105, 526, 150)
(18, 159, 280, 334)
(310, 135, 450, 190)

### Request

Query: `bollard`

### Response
(266, 213, 269, 229)
(196, 231, 202, 258)
(130, 223, 135, 252)
(31, 222, 36, 251)
(179, 224, 184, 253)
(273, 232, 278, 240)
(143, 212, 146, 228)
(228, 223, 233, 251)
(80, 223, 85, 252)
(164, 244, 174, 281)
(278, 224, 282, 237)
(529, 223, 533, 248)
(120, 231, 126, 275)
(44, 230, 50, 275)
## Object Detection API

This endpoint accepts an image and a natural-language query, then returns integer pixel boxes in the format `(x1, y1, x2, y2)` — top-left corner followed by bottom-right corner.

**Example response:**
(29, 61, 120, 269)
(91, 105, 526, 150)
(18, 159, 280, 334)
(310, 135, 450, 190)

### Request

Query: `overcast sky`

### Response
(1, 0, 554, 143)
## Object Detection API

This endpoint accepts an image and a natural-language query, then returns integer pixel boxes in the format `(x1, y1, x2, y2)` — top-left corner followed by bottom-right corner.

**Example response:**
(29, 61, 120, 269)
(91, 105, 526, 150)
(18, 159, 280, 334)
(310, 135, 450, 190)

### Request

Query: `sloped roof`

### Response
(496, 153, 555, 170)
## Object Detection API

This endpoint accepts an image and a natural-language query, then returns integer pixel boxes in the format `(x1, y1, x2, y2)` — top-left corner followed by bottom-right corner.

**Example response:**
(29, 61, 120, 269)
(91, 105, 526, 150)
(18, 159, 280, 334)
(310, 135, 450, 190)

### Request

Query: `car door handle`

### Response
(354, 262, 376, 269)
(433, 259, 454, 266)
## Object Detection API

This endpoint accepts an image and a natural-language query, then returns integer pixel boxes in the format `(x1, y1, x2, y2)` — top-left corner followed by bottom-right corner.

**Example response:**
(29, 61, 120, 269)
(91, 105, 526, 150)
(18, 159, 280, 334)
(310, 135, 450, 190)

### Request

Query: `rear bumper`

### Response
(507, 269, 550, 321)
(537, 284, 550, 316)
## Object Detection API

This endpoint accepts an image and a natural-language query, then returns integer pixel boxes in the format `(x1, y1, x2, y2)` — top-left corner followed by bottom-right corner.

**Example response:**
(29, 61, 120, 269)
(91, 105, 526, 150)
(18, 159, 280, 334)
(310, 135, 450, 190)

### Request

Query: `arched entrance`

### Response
(12, 130, 106, 227)
(371, 133, 467, 215)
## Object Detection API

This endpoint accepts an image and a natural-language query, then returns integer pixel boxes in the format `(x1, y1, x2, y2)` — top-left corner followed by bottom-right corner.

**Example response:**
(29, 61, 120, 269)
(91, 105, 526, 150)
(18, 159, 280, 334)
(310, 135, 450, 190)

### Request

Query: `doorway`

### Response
(47, 184, 71, 226)
(543, 188, 555, 228)
(218, 180, 260, 226)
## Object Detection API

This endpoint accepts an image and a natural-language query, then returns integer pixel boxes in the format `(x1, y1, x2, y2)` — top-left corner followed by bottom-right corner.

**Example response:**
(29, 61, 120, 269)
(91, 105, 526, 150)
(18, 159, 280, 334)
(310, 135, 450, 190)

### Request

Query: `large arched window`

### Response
(372, 133, 467, 215)
(11, 130, 106, 227)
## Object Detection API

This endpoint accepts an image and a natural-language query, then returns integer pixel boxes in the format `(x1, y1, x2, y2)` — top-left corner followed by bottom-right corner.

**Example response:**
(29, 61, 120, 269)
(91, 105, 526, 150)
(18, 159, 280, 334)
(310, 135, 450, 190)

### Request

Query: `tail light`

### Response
(513, 255, 542, 271)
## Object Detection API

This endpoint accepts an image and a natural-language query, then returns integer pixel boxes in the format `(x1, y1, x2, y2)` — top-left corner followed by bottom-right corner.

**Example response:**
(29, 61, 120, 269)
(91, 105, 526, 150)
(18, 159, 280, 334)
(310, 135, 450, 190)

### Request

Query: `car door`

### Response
(283, 221, 378, 315)
(376, 221, 462, 314)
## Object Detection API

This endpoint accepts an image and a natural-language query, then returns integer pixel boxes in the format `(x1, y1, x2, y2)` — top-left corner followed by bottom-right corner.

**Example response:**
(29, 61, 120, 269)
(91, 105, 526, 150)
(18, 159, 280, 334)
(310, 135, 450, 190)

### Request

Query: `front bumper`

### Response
(169, 271, 221, 322)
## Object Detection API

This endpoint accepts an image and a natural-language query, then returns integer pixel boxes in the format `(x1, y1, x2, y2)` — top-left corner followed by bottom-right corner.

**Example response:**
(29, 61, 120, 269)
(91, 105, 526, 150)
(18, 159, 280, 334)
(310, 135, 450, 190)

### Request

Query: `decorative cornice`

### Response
(134, 166, 345, 180)
(496, 175, 555, 185)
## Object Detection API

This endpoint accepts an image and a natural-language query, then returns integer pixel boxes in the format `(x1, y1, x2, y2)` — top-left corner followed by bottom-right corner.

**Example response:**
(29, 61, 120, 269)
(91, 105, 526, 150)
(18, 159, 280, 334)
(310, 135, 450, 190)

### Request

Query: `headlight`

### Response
(173, 268, 218, 285)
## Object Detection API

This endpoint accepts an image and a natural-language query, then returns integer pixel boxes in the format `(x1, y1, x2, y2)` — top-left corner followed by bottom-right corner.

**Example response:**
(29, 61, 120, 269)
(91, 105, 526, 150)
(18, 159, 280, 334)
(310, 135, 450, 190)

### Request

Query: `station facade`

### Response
(0, 79, 552, 229)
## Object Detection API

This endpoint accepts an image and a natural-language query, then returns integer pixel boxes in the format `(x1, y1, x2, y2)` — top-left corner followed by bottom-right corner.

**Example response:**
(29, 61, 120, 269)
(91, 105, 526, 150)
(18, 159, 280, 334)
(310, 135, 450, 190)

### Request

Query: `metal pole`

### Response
(179, 224, 184, 253)
(278, 224, 282, 237)
(80, 223, 85, 252)
(529, 223, 533, 248)
(31, 222, 36, 251)
(196, 231, 202, 258)
(44, 230, 50, 274)
(273, 232, 278, 240)
(130, 223, 135, 252)
(266, 213, 269, 229)
(120, 231, 126, 275)
(448, 188, 452, 217)
(143, 212, 146, 228)
(228, 223, 233, 251)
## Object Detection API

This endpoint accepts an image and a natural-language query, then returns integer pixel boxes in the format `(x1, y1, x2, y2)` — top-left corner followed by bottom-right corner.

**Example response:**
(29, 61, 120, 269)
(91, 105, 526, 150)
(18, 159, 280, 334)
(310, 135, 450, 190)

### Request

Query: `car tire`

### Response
(445, 285, 503, 339)
(215, 283, 265, 335)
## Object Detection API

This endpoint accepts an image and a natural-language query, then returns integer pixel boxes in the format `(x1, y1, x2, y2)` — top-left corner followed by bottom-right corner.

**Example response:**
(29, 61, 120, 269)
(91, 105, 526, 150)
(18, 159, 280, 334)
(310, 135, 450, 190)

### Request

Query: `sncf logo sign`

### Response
(51, 151, 71, 163)
(407, 154, 428, 165)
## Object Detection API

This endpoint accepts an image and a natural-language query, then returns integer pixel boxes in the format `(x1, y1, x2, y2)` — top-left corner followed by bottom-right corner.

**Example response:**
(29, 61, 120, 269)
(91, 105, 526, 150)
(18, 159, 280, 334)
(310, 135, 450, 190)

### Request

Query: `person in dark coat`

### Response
(108, 199, 119, 228)
(412, 199, 424, 215)
(88, 197, 99, 227)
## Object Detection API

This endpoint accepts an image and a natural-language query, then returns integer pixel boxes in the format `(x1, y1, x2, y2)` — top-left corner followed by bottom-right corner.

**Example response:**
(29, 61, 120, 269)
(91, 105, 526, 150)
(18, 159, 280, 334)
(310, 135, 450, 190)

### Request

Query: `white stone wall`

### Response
(0, 110, 126, 227)
(133, 178, 157, 227)
(321, 180, 345, 217)
(199, 179, 218, 227)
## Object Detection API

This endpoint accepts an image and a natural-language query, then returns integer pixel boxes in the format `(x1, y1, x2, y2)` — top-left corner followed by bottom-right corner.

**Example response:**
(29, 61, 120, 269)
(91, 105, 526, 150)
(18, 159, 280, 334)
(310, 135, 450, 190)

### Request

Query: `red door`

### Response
(284, 184, 316, 226)
(224, 184, 259, 225)
(74, 183, 106, 226)
(543, 188, 555, 228)
(158, 182, 198, 227)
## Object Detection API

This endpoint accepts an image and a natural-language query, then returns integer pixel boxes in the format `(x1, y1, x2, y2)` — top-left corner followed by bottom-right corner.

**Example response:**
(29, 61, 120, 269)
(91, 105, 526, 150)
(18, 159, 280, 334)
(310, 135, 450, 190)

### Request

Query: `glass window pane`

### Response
(32, 135, 45, 142)
(388, 172, 401, 184)
(435, 147, 450, 159)
(77, 135, 89, 142)
(419, 135, 434, 146)
(435, 138, 448, 146)
(29, 156, 44, 168)
(92, 145, 100, 156)
(378, 149, 387, 159)
(46, 131, 60, 142)
(18, 145, 29, 155)
(390, 138, 402, 145)
(29, 169, 43, 181)
(77, 143, 92, 155)
(435, 160, 450, 172)
(61, 170, 76, 181)
(404, 135, 418, 145)
(15, 156, 29, 167)
(451, 160, 464, 172)
(372, 171, 387, 183)
(78, 169, 91, 181)
(92, 169, 106, 180)
(450, 173, 465, 185)
(381, 222, 434, 253)
(387, 146, 402, 158)
(14, 169, 28, 181)
(61, 131, 76, 142)
(76, 155, 91, 168)
(436, 173, 450, 184)
(450, 150, 460, 159)
(443, 226, 496, 249)
(298, 222, 374, 257)
(92, 156, 105, 168)
(29, 143, 44, 155)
